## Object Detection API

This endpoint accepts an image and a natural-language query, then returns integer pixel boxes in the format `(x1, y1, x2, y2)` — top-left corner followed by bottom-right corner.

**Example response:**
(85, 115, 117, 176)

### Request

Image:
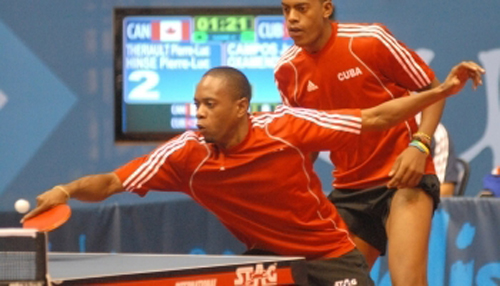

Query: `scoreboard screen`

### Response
(114, 7, 293, 142)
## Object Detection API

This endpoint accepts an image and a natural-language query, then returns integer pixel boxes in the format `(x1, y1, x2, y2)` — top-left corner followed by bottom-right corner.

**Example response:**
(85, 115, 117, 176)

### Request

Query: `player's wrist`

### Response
(438, 81, 456, 98)
(408, 140, 430, 156)
(53, 185, 71, 200)
(412, 132, 432, 150)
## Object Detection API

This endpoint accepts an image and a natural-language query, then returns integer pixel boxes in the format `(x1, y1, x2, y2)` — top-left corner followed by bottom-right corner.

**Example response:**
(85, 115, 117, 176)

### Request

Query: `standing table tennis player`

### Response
(276, 1, 449, 285)
(23, 63, 483, 286)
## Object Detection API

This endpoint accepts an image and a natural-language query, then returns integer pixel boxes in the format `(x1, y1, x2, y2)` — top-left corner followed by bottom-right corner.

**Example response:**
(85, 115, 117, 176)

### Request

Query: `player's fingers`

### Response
(387, 178, 399, 189)
(471, 69, 484, 89)
(393, 171, 407, 188)
(460, 61, 484, 89)
(388, 165, 403, 188)
(459, 61, 482, 72)
(464, 61, 484, 73)
(21, 210, 37, 222)
(388, 158, 401, 177)
(396, 168, 416, 188)
(406, 172, 422, 189)
(444, 67, 468, 95)
(21, 192, 60, 223)
(387, 173, 397, 188)
(21, 203, 50, 223)
(454, 61, 483, 77)
(390, 174, 405, 189)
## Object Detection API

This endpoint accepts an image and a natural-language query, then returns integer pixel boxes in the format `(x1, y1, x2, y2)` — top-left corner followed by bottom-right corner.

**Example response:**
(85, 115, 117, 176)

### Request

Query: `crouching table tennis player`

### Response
(23, 62, 483, 285)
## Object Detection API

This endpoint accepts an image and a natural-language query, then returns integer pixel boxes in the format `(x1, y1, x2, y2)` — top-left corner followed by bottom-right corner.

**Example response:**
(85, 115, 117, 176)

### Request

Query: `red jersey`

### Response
(114, 106, 361, 260)
(275, 22, 436, 189)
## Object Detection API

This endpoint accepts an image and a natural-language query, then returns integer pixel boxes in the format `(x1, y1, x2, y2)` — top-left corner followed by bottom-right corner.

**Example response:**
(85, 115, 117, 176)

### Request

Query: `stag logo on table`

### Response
(234, 263, 277, 286)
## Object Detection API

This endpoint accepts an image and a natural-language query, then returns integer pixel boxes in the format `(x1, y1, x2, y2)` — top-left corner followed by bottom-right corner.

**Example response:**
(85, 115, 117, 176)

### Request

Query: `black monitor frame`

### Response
(113, 6, 284, 143)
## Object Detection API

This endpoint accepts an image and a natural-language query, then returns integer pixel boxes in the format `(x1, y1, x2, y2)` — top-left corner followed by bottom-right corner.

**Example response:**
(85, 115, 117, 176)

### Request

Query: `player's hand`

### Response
(387, 147, 427, 189)
(441, 61, 485, 96)
(21, 188, 69, 223)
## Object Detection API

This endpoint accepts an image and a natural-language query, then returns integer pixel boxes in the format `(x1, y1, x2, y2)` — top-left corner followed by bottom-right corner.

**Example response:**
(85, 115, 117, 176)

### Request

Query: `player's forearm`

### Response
(57, 173, 124, 202)
(418, 99, 445, 135)
(417, 79, 445, 136)
(361, 85, 450, 131)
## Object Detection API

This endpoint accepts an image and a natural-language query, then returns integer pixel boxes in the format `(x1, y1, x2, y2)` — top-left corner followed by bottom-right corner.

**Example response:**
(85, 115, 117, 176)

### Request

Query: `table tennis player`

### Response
(23, 62, 483, 285)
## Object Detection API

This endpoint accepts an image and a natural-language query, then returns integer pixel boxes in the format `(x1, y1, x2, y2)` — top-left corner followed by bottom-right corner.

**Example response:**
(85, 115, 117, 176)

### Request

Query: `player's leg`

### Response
(385, 187, 434, 286)
(350, 234, 381, 268)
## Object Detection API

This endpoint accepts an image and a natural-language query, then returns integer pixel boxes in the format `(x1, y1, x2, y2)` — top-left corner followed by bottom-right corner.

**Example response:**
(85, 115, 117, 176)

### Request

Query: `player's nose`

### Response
(287, 9, 300, 23)
(196, 106, 206, 119)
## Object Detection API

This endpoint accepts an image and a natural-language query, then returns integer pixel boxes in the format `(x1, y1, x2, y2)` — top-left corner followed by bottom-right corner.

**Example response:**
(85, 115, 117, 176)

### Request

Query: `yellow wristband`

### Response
(409, 140, 430, 155)
(54, 185, 70, 199)
(413, 132, 432, 141)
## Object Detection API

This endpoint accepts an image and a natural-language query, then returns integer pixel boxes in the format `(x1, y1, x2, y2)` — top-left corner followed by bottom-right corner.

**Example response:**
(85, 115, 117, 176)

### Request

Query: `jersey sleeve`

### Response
(113, 135, 189, 196)
(269, 106, 362, 152)
(370, 24, 435, 91)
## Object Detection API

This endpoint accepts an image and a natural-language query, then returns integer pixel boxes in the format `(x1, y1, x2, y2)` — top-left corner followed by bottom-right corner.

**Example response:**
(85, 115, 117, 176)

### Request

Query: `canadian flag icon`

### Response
(152, 20, 190, 42)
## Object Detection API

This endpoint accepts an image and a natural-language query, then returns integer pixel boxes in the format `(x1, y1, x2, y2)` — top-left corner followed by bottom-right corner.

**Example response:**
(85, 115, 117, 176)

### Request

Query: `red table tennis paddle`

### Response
(23, 204, 71, 232)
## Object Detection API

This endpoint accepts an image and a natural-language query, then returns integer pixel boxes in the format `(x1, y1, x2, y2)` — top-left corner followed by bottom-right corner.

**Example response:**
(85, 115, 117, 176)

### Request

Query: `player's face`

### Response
(194, 76, 247, 146)
(281, 0, 333, 52)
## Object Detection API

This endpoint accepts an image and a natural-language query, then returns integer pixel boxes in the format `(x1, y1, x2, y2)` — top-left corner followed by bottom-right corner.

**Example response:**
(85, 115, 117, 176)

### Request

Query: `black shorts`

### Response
(244, 248, 374, 286)
(327, 174, 440, 255)
(306, 249, 374, 286)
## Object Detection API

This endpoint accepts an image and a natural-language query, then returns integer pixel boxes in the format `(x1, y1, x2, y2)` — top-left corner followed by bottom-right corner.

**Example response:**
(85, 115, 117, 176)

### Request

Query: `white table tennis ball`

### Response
(15, 199, 30, 214)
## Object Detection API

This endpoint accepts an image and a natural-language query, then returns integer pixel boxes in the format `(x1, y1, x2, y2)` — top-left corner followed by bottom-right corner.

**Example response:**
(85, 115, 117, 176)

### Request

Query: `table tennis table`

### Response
(46, 252, 307, 285)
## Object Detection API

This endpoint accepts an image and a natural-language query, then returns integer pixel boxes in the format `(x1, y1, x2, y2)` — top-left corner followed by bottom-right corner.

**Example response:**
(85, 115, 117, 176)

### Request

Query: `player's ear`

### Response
(236, 97, 249, 117)
(323, 0, 334, 19)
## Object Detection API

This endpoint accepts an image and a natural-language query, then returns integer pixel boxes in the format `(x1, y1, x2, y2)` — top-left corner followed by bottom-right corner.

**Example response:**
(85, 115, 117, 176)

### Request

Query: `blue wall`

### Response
(1, 0, 499, 211)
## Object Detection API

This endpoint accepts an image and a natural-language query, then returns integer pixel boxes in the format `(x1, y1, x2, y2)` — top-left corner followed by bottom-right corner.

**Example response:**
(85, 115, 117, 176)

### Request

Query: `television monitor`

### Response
(114, 7, 293, 142)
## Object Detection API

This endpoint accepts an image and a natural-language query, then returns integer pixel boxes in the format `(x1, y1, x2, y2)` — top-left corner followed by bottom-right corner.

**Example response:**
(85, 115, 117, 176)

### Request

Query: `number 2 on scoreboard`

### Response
(127, 70, 160, 101)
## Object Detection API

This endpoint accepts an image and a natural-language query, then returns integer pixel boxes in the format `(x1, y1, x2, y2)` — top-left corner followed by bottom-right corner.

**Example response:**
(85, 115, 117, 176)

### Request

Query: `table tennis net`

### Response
(0, 229, 47, 285)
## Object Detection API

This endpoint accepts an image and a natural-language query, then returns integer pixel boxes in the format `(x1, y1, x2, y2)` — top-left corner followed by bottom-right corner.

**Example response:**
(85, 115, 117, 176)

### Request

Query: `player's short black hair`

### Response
(203, 66, 252, 102)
